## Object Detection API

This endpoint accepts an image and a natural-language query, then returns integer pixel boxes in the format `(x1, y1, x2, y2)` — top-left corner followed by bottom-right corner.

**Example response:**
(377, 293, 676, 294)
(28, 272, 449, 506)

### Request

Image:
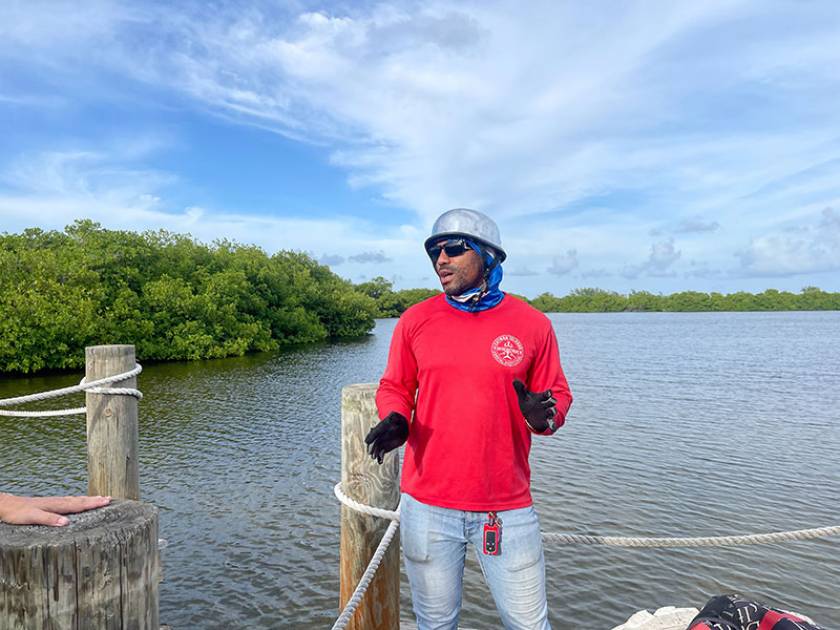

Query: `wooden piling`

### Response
(339, 383, 401, 630)
(85, 345, 140, 500)
(0, 500, 160, 629)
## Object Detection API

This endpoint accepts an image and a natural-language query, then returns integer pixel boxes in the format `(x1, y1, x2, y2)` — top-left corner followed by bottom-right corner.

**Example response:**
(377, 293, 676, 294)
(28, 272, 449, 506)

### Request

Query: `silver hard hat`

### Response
(424, 208, 506, 262)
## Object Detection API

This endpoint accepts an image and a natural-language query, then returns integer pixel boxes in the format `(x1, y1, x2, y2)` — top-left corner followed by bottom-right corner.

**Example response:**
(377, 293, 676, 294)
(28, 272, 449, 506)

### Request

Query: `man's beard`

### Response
(446, 277, 487, 302)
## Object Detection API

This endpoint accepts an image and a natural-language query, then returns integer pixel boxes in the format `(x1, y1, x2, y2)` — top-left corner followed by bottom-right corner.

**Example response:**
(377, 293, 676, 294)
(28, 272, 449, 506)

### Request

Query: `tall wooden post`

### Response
(339, 383, 401, 630)
(86, 345, 140, 500)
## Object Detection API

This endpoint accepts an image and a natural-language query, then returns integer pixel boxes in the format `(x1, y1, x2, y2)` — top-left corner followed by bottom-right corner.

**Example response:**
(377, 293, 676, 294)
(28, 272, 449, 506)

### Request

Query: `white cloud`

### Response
(623, 238, 682, 279)
(0, 145, 426, 281)
(685, 260, 723, 278)
(0, 1, 130, 51)
(3, 1, 840, 293)
(2, 148, 175, 199)
(580, 268, 612, 279)
(675, 217, 721, 233)
(319, 254, 346, 266)
(737, 207, 840, 276)
(547, 250, 579, 276)
(650, 239, 682, 270)
(506, 266, 539, 277)
(0, 184, 427, 282)
(7, 1, 816, 224)
(348, 251, 392, 263)
(140, 0, 840, 233)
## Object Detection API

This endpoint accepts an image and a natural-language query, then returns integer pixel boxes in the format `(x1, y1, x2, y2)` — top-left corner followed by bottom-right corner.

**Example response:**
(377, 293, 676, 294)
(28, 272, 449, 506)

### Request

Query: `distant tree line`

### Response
(527, 287, 840, 313)
(357, 278, 840, 315)
(0, 221, 377, 373)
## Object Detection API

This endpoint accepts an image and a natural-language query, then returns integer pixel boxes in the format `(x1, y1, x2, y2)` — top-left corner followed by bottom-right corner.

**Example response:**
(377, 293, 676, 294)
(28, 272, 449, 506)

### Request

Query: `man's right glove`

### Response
(364, 411, 409, 464)
(512, 379, 558, 433)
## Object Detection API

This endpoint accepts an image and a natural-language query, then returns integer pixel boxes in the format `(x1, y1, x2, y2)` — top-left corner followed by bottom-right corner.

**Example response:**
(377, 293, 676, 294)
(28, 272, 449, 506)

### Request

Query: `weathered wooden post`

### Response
(86, 344, 140, 500)
(0, 500, 160, 629)
(0, 343, 161, 629)
(339, 383, 401, 630)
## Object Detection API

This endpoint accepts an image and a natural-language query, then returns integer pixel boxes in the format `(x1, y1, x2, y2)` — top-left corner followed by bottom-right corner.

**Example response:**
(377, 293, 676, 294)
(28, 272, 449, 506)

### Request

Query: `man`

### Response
(0, 492, 111, 526)
(365, 208, 572, 630)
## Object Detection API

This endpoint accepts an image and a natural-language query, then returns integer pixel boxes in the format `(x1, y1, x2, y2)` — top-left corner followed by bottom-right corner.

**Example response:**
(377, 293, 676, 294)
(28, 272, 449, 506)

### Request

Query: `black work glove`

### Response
(512, 379, 557, 433)
(364, 411, 409, 464)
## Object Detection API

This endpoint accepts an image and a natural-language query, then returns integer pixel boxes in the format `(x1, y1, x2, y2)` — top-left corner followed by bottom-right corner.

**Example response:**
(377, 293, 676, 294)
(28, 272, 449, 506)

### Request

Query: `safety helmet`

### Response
(424, 208, 507, 262)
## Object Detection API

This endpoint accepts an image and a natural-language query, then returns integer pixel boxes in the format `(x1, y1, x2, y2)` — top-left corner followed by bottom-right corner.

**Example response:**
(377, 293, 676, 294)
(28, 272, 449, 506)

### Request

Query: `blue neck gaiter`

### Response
(444, 239, 505, 313)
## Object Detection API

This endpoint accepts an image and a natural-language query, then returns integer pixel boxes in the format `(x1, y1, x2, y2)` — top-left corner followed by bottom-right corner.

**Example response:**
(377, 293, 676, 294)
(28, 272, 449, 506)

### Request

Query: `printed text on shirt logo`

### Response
(491, 335, 524, 367)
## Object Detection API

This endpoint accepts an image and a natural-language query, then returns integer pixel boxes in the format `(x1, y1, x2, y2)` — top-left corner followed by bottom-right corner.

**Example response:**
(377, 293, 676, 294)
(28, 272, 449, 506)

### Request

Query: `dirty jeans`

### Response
(400, 493, 551, 630)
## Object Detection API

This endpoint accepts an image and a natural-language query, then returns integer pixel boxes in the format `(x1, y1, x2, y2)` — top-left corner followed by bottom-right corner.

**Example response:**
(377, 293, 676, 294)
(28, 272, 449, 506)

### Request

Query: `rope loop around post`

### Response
(0, 363, 143, 418)
(334, 482, 400, 523)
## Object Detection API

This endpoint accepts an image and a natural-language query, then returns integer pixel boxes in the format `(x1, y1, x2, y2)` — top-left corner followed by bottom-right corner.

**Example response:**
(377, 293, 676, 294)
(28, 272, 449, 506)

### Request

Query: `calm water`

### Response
(2, 311, 839, 629)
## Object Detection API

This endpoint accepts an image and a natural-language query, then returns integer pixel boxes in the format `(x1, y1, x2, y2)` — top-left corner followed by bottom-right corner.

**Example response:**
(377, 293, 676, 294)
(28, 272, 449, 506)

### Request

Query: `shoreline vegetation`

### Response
(2, 221, 838, 374)
(357, 277, 840, 315)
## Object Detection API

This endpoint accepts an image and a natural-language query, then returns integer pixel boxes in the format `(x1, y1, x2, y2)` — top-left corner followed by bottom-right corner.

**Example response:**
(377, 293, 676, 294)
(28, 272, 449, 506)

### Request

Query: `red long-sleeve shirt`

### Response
(375, 294, 572, 511)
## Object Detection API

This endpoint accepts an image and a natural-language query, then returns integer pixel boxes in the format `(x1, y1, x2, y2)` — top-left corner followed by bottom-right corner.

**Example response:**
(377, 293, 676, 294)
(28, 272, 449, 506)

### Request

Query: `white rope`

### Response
(334, 482, 400, 522)
(331, 518, 401, 630)
(334, 482, 840, 548)
(0, 407, 87, 417)
(330, 481, 840, 628)
(542, 525, 840, 548)
(330, 482, 401, 630)
(0, 364, 142, 418)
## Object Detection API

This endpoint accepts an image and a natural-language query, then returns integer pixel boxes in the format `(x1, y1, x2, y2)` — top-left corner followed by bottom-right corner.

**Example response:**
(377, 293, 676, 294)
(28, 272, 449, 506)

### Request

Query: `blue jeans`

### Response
(401, 493, 551, 630)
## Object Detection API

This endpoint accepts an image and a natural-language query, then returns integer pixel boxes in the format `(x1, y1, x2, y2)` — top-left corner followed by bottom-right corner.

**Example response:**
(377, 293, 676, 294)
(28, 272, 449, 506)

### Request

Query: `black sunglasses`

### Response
(427, 238, 472, 261)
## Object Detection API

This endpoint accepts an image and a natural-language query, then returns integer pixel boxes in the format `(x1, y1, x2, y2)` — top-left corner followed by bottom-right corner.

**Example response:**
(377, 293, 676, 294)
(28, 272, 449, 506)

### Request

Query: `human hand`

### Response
(364, 411, 409, 464)
(512, 379, 557, 433)
(0, 493, 111, 527)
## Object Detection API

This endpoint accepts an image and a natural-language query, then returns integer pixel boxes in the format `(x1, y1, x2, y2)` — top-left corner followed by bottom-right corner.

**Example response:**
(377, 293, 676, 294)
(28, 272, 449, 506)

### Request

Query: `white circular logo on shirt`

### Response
(491, 334, 524, 367)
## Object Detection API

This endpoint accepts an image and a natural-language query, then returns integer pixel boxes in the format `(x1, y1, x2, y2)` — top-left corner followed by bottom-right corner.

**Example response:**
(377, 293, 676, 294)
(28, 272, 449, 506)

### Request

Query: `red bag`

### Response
(688, 594, 825, 630)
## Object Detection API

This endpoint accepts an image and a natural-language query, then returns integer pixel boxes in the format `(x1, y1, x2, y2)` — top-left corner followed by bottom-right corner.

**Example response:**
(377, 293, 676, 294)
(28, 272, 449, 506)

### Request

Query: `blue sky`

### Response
(1, 0, 839, 297)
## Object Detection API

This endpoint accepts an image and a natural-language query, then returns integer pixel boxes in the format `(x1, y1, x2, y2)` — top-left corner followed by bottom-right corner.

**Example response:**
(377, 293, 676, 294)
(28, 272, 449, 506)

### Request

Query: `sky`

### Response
(1, 0, 839, 297)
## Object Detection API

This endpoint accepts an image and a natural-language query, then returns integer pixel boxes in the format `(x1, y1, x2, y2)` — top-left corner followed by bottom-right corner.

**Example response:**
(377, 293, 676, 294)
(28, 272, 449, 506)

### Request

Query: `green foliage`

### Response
(529, 292, 562, 312)
(0, 221, 377, 373)
(354, 276, 440, 317)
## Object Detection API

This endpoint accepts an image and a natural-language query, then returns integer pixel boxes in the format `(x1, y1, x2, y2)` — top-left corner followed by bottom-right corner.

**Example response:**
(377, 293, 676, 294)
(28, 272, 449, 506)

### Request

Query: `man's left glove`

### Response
(512, 379, 558, 433)
(364, 411, 409, 464)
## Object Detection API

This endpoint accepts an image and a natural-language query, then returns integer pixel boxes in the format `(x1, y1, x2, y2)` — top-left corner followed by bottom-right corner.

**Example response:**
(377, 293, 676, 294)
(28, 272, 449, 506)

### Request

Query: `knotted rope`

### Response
(0, 364, 143, 417)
